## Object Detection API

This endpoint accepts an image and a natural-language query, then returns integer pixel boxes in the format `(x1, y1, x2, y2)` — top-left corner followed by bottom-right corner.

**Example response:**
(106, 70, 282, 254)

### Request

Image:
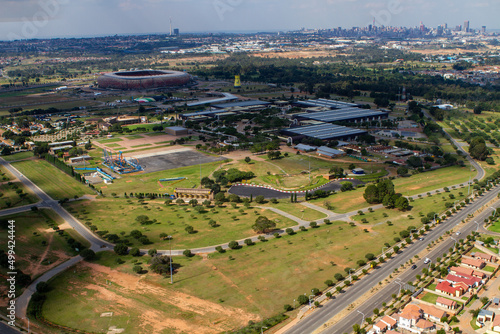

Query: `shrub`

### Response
(183, 249, 193, 257)
(228, 240, 239, 249)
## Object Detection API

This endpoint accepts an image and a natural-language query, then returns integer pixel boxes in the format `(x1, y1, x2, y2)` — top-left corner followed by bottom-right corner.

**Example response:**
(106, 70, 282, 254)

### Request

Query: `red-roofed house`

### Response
(446, 274, 481, 288)
(386, 331, 400, 334)
(415, 319, 435, 331)
(380, 315, 397, 329)
(474, 252, 497, 263)
(493, 316, 500, 332)
(420, 304, 447, 322)
(373, 320, 388, 333)
(436, 281, 465, 297)
(436, 297, 457, 310)
(399, 304, 422, 328)
(462, 257, 486, 269)
(450, 266, 485, 279)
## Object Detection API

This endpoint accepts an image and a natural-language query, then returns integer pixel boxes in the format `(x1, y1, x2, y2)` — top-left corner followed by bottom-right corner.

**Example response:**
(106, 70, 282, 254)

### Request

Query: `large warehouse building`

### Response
(282, 123, 367, 141)
(98, 70, 191, 90)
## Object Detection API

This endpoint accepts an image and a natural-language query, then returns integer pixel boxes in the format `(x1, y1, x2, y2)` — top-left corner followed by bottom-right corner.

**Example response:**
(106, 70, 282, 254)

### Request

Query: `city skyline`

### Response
(0, 0, 499, 41)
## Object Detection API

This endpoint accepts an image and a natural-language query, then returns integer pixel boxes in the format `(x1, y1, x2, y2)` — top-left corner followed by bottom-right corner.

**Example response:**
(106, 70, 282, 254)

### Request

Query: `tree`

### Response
(80, 249, 96, 261)
(252, 216, 276, 233)
(286, 228, 294, 235)
(334, 273, 344, 281)
(255, 195, 266, 204)
(325, 279, 334, 287)
(228, 240, 239, 249)
(130, 248, 141, 256)
(395, 196, 409, 211)
(340, 182, 353, 192)
(114, 243, 128, 255)
(297, 294, 308, 305)
(284, 304, 293, 312)
(473, 104, 483, 115)
(183, 249, 193, 257)
(36, 281, 50, 293)
(469, 137, 489, 161)
(244, 157, 251, 163)
(397, 166, 408, 176)
(148, 249, 157, 257)
(329, 166, 344, 178)
(150, 255, 172, 275)
(133, 265, 143, 274)
(185, 225, 195, 234)
(365, 253, 375, 261)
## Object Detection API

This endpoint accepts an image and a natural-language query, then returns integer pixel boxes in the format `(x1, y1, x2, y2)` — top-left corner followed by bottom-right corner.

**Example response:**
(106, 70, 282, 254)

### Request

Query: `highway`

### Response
(285, 186, 499, 334)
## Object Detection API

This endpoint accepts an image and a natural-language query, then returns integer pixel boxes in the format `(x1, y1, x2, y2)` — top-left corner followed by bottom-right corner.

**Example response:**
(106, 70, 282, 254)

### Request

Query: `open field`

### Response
(11, 159, 94, 200)
(350, 188, 469, 233)
(0, 181, 38, 209)
(40, 214, 405, 333)
(0, 209, 89, 307)
(95, 160, 222, 196)
(66, 198, 297, 249)
(262, 202, 327, 221)
(1, 151, 34, 161)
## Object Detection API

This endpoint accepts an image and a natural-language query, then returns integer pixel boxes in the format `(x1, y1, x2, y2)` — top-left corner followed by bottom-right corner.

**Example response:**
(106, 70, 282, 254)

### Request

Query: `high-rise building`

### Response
(482, 26, 486, 34)
(463, 20, 469, 32)
(173, 29, 180, 36)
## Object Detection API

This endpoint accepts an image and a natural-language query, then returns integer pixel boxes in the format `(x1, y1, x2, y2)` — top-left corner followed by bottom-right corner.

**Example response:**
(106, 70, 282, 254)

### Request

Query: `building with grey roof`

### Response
(282, 123, 367, 141)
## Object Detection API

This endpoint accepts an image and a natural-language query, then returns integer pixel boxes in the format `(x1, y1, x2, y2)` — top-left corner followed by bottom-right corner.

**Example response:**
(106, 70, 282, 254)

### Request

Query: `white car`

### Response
(456, 231, 461, 235)
(424, 258, 431, 264)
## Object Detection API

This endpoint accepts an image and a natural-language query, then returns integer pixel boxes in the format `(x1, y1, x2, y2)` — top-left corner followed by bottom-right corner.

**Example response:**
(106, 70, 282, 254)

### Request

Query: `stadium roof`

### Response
(283, 123, 367, 140)
(295, 107, 388, 123)
(211, 100, 271, 109)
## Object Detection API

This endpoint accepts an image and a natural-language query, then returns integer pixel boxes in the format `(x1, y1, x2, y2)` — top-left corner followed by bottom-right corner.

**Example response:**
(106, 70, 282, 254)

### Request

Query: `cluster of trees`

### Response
(363, 179, 408, 211)
(469, 137, 490, 161)
(213, 168, 255, 184)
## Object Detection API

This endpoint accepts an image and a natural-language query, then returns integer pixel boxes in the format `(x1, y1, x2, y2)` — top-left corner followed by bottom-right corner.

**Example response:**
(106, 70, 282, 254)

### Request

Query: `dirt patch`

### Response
(80, 262, 259, 334)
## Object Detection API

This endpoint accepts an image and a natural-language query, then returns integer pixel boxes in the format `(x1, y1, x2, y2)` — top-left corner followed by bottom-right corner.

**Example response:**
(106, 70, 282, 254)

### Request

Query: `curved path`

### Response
(228, 179, 365, 199)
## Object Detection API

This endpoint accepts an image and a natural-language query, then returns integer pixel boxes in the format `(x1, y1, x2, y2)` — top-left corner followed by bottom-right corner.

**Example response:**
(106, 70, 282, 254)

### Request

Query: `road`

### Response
(285, 185, 499, 334)
(0, 322, 23, 334)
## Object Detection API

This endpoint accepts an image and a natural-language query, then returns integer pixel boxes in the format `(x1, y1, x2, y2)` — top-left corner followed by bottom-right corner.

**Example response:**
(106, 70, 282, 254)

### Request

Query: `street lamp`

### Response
(474, 220, 480, 232)
(356, 310, 365, 325)
(348, 268, 354, 282)
(309, 295, 315, 308)
(25, 317, 30, 334)
(261, 326, 268, 334)
(450, 237, 458, 246)
(167, 235, 173, 284)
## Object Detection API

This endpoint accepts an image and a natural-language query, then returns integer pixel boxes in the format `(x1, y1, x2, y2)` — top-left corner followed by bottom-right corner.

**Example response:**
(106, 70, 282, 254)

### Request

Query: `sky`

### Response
(0, 0, 498, 41)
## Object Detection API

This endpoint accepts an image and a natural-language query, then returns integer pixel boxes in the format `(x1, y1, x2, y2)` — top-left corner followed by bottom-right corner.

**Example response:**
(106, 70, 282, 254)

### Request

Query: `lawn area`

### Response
(393, 166, 472, 196)
(350, 189, 468, 235)
(130, 144, 152, 148)
(40, 218, 401, 332)
(96, 160, 222, 197)
(66, 198, 297, 249)
(0, 181, 38, 209)
(483, 266, 495, 272)
(11, 159, 94, 200)
(428, 283, 437, 291)
(0, 209, 89, 282)
(261, 202, 327, 221)
(486, 221, 500, 233)
(126, 135, 145, 140)
(309, 187, 368, 214)
(97, 138, 123, 144)
(420, 292, 440, 304)
(0, 166, 14, 181)
(1, 151, 34, 161)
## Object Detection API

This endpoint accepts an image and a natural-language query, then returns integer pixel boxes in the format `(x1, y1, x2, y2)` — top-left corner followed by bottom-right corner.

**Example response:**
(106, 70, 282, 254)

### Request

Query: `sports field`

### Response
(11, 159, 94, 200)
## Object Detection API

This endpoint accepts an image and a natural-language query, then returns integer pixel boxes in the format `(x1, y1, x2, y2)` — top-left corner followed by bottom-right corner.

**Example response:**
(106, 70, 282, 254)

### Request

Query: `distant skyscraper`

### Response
(482, 26, 486, 34)
(173, 28, 180, 36)
(463, 20, 469, 32)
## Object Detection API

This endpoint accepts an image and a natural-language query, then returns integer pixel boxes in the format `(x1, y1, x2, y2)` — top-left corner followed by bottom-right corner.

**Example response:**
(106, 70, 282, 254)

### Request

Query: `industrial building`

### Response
(165, 126, 190, 136)
(282, 123, 367, 141)
(316, 146, 346, 158)
(294, 107, 388, 123)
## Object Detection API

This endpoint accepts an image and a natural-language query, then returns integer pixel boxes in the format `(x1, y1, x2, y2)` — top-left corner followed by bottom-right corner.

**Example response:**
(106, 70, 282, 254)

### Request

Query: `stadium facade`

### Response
(97, 70, 190, 90)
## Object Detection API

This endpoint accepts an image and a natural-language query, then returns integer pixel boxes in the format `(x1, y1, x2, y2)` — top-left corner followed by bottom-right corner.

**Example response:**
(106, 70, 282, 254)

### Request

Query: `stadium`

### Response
(97, 69, 191, 90)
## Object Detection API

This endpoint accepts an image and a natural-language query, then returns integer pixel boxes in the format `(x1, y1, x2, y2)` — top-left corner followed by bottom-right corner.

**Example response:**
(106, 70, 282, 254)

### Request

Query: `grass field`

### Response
(66, 198, 297, 249)
(11, 159, 94, 200)
(0, 209, 89, 281)
(98, 138, 123, 144)
(126, 135, 145, 140)
(41, 216, 401, 332)
(131, 144, 152, 148)
(393, 166, 472, 196)
(262, 202, 327, 221)
(1, 151, 34, 161)
(96, 160, 222, 196)
(0, 181, 38, 209)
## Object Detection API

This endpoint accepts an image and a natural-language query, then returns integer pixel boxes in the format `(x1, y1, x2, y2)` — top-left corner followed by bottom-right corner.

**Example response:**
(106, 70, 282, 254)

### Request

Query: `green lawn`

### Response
(126, 135, 145, 140)
(66, 198, 297, 249)
(0, 181, 38, 209)
(11, 159, 94, 200)
(97, 138, 123, 144)
(483, 266, 496, 272)
(0, 209, 89, 278)
(393, 166, 472, 196)
(262, 202, 327, 221)
(309, 187, 368, 214)
(130, 144, 152, 148)
(1, 151, 34, 161)
(428, 283, 437, 291)
(488, 221, 500, 233)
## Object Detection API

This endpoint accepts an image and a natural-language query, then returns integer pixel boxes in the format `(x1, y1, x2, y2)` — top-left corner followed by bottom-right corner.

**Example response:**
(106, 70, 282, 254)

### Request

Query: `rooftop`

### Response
(283, 123, 367, 140)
